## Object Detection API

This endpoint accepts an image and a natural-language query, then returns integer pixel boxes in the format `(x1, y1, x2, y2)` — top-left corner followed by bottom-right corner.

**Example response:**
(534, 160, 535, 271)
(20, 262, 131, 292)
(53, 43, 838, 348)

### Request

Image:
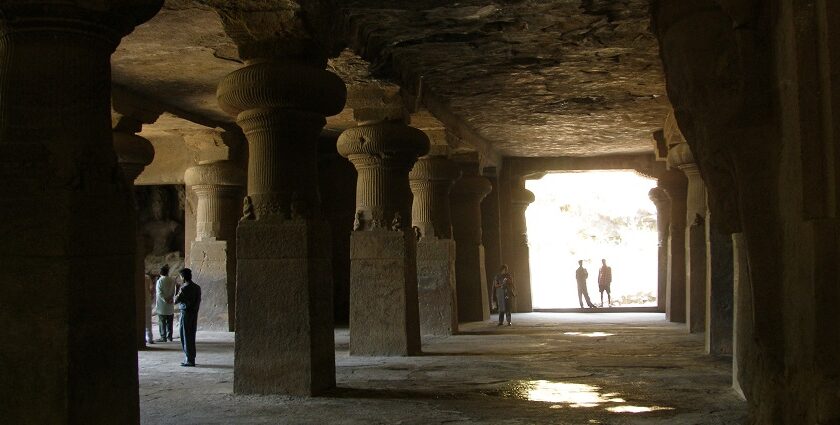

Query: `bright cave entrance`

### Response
(525, 171, 658, 310)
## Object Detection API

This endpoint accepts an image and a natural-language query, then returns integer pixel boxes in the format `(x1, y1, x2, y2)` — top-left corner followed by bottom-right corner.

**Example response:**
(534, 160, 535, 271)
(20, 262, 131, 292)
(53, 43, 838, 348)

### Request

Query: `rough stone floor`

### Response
(139, 313, 746, 424)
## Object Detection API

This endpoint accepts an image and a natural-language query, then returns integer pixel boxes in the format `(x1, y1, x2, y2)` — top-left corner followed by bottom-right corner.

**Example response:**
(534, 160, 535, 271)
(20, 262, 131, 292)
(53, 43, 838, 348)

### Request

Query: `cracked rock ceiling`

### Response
(112, 0, 669, 158)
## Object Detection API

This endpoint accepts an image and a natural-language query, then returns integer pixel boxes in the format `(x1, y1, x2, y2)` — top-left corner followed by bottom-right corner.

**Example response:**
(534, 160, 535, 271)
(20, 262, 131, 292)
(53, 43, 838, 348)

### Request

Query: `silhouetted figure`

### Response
(174, 268, 201, 367)
(494, 264, 516, 326)
(576, 260, 596, 308)
(598, 258, 612, 307)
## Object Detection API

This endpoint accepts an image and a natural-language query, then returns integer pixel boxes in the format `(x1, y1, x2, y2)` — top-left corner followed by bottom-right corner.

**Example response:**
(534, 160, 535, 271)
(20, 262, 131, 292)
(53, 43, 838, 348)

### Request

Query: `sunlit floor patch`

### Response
(486, 380, 672, 414)
(606, 405, 675, 413)
(564, 331, 615, 337)
(492, 380, 620, 408)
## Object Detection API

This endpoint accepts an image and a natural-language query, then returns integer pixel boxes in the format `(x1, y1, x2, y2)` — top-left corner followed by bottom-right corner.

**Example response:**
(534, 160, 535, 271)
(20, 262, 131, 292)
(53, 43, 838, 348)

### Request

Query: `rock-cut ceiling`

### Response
(112, 0, 670, 158)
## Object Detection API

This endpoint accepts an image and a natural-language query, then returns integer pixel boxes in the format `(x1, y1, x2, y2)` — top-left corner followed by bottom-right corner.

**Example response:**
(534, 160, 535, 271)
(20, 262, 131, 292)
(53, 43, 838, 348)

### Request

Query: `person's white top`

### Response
(154, 276, 177, 315)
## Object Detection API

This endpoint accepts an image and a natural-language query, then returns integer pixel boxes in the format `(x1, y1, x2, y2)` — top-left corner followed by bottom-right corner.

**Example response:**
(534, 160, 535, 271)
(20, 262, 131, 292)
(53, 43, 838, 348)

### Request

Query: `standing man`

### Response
(598, 259, 612, 307)
(174, 268, 201, 367)
(576, 260, 596, 308)
(154, 264, 176, 342)
(493, 264, 516, 326)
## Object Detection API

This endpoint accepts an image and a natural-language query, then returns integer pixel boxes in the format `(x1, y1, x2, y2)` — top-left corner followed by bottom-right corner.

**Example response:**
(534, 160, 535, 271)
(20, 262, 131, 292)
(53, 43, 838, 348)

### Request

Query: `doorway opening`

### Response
(525, 171, 658, 309)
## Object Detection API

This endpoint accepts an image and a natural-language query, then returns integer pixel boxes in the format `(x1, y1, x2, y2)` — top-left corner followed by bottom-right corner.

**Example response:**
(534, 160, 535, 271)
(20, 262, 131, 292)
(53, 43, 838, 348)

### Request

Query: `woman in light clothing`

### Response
(154, 264, 177, 342)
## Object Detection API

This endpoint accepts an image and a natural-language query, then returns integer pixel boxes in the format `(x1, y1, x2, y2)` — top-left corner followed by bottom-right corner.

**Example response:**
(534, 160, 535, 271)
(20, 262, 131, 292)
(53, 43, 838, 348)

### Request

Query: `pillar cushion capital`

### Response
(184, 161, 246, 187)
(666, 142, 696, 169)
(337, 120, 430, 162)
(113, 132, 154, 168)
(648, 186, 671, 207)
(451, 175, 492, 200)
(409, 155, 461, 182)
(217, 61, 346, 118)
(510, 187, 536, 205)
(0, 1, 162, 42)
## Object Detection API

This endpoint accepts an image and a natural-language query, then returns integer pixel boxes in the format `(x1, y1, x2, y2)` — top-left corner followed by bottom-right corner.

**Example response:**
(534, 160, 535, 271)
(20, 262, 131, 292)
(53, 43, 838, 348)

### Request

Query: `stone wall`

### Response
(652, 1, 840, 422)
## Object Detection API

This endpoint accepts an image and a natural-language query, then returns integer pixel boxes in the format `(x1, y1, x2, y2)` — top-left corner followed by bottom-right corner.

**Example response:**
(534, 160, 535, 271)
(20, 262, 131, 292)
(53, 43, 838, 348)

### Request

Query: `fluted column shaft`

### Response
(409, 156, 461, 239)
(0, 3, 161, 424)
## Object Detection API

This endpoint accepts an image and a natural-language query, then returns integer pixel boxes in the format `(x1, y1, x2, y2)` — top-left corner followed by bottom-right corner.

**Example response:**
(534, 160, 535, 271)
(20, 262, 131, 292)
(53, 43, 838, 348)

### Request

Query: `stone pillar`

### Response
(409, 155, 460, 335)
(662, 167, 688, 323)
(705, 209, 734, 355)
(732, 232, 752, 397)
(317, 133, 356, 325)
(113, 122, 155, 350)
(184, 161, 244, 331)
(481, 168, 503, 313)
(670, 143, 707, 333)
(0, 3, 161, 423)
(338, 120, 429, 355)
(649, 186, 671, 313)
(450, 166, 492, 323)
(509, 181, 535, 312)
(218, 59, 346, 394)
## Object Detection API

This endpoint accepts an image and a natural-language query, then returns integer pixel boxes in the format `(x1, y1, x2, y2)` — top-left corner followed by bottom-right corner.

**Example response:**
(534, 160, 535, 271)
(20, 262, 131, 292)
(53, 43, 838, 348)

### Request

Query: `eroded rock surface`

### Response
(113, 0, 669, 157)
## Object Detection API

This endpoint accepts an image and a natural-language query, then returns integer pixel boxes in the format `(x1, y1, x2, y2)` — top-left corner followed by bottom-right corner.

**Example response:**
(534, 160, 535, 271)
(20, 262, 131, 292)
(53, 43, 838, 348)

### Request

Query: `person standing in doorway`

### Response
(174, 268, 201, 367)
(154, 264, 176, 342)
(494, 264, 516, 326)
(598, 258, 612, 307)
(576, 260, 596, 308)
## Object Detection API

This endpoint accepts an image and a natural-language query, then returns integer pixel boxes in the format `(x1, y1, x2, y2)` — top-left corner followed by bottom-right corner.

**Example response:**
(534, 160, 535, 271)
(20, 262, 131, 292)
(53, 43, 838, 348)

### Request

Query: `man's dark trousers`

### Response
(180, 311, 198, 364)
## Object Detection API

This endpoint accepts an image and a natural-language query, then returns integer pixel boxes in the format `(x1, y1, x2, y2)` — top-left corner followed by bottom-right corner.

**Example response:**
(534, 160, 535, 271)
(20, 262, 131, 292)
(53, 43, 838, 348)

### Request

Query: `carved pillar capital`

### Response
(648, 186, 672, 209)
(668, 143, 706, 224)
(450, 174, 491, 245)
(217, 60, 346, 220)
(338, 120, 430, 228)
(450, 174, 492, 202)
(184, 161, 245, 241)
(113, 131, 154, 184)
(408, 155, 461, 239)
(0, 1, 162, 45)
(666, 142, 696, 170)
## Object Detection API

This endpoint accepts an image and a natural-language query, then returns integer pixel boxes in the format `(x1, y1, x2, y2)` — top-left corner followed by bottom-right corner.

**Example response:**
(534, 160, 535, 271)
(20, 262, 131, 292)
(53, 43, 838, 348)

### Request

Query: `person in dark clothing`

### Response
(174, 268, 201, 367)
(493, 264, 516, 326)
(575, 260, 596, 308)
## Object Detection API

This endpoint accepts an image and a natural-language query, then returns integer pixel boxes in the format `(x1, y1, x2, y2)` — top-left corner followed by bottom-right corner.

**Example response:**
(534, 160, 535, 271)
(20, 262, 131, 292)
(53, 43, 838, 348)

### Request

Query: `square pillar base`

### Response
(456, 243, 490, 322)
(705, 229, 733, 355)
(686, 225, 707, 333)
(417, 238, 458, 336)
(349, 230, 421, 355)
(191, 239, 235, 331)
(234, 220, 335, 395)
